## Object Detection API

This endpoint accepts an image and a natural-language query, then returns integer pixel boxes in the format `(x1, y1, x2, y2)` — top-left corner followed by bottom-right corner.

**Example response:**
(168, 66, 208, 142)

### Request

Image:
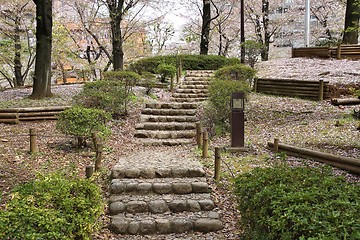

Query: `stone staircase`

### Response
(109, 148, 223, 236)
(134, 70, 214, 146)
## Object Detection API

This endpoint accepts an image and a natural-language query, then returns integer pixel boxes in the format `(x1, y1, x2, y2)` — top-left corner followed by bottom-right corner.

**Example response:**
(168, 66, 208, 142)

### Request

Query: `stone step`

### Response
(109, 193, 214, 215)
(138, 138, 194, 146)
(171, 97, 208, 102)
(179, 85, 209, 89)
(112, 165, 206, 179)
(185, 77, 212, 81)
(135, 122, 196, 131)
(140, 115, 197, 123)
(110, 211, 223, 235)
(110, 177, 209, 195)
(145, 102, 198, 110)
(134, 130, 195, 139)
(182, 81, 210, 86)
(176, 89, 209, 94)
(172, 93, 209, 98)
(141, 108, 196, 116)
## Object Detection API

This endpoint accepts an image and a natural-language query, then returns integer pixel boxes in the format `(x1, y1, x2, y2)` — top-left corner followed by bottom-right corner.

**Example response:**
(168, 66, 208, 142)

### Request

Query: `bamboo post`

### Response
(179, 58, 182, 78)
(95, 143, 103, 171)
(319, 80, 324, 101)
(202, 131, 209, 158)
(196, 123, 203, 148)
(86, 166, 94, 178)
(176, 67, 180, 84)
(274, 138, 279, 153)
(214, 147, 221, 181)
(29, 128, 38, 153)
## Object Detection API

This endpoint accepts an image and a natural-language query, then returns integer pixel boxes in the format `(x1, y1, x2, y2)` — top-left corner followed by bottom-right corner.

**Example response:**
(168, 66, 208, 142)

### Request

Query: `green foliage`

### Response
(128, 54, 239, 74)
(0, 171, 104, 240)
(103, 70, 140, 84)
(213, 64, 256, 83)
(202, 64, 254, 135)
(140, 72, 158, 95)
(155, 63, 176, 82)
(241, 40, 264, 68)
(234, 164, 360, 240)
(56, 106, 111, 147)
(74, 80, 132, 118)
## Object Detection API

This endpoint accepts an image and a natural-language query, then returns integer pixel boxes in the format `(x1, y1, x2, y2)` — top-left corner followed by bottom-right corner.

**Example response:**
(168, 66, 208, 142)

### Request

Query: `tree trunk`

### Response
(112, 17, 124, 71)
(14, 16, 24, 87)
(200, 0, 211, 55)
(31, 0, 53, 99)
(261, 0, 270, 61)
(343, 0, 360, 44)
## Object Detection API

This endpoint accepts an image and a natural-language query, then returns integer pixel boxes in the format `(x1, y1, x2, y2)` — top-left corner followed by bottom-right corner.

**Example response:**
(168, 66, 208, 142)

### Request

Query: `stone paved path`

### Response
(109, 71, 225, 238)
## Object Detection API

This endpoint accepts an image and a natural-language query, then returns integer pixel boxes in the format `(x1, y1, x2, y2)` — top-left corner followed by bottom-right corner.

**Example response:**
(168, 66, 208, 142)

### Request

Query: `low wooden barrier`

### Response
(254, 78, 329, 101)
(268, 140, 360, 174)
(292, 44, 360, 60)
(0, 106, 71, 124)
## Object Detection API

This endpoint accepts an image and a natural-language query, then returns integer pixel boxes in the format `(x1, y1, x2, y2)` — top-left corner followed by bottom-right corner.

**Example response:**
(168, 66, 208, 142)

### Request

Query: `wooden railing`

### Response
(0, 106, 71, 124)
(254, 78, 329, 101)
(292, 44, 360, 60)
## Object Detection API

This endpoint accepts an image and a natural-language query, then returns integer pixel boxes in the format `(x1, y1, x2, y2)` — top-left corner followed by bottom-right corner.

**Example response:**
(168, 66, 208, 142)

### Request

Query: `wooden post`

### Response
(214, 147, 221, 181)
(92, 132, 99, 150)
(179, 58, 182, 78)
(202, 131, 209, 158)
(337, 44, 342, 59)
(95, 143, 103, 171)
(274, 138, 279, 153)
(253, 78, 258, 92)
(29, 128, 38, 153)
(86, 166, 94, 178)
(196, 123, 203, 148)
(319, 80, 324, 101)
(170, 77, 174, 93)
(176, 67, 180, 84)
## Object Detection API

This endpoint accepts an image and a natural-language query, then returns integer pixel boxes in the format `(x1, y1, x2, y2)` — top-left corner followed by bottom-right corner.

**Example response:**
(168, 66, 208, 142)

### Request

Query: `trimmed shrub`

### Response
(128, 54, 239, 74)
(202, 64, 254, 135)
(0, 171, 104, 240)
(213, 64, 256, 83)
(74, 80, 131, 118)
(156, 63, 176, 82)
(205, 79, 251, 135)
(234, 164, 360, 240)
(56, 106, 111, 147)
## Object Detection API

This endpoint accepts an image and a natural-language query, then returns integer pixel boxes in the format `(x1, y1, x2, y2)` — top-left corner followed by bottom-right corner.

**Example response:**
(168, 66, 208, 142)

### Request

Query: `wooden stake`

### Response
(95, 143, 103, 171)
(319, 80, 324, 101)
(196, 123, 203, 148)
(86, 166, 94, 178)
(29, 128, 38, 153)
(214, 147, 221, 181)
(202, 131, 209, 158)
(274, 138, 279, 153)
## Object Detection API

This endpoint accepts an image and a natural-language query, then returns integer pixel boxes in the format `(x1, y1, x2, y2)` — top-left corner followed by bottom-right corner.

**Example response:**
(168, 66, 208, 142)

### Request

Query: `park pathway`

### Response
(108, 70, 226, 237)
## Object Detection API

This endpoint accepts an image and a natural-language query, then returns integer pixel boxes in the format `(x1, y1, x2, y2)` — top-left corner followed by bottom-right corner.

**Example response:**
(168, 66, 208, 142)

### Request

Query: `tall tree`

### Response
(31, 0, 53, 99)
(200, 0, 219, 55)
(343, 0, 360, 43)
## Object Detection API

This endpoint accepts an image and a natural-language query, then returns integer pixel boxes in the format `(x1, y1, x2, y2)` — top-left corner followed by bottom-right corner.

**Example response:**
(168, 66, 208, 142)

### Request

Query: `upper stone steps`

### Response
(140, 108, 196, 116)
(135, 122, 196, 131)
(176, 88, 209, 94)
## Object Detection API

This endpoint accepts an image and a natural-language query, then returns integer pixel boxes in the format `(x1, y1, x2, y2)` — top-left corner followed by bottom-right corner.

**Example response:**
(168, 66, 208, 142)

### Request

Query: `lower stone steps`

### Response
(139, 115, 197, 123)
(110, 211, 223, 235)
(138, 138, 194, 146)
(110, 177, 209, 195)
(171, 97, 208, 102)
(109, 193, 215, 214)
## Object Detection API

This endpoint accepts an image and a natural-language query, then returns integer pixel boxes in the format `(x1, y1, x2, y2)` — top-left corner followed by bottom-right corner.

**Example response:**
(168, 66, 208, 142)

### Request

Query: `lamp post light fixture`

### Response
(230, 92, 245, 148)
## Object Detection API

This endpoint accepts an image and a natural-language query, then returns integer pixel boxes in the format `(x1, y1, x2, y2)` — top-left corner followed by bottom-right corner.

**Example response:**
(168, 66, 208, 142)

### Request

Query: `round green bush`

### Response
(74, 80, 132, 118)
(56, 106, 111, 147)
(0, 171, 104, 240)
(214, 64, 256, 82)
(103, 70, 140, 84)
(156, 63, 176, 82)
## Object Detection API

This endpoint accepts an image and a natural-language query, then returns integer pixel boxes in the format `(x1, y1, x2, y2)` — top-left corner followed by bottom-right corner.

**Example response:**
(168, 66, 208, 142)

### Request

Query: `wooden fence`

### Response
(254, 78, 329, 101)
(292, 44, 360, 60)
(0, 106, 71, 124)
